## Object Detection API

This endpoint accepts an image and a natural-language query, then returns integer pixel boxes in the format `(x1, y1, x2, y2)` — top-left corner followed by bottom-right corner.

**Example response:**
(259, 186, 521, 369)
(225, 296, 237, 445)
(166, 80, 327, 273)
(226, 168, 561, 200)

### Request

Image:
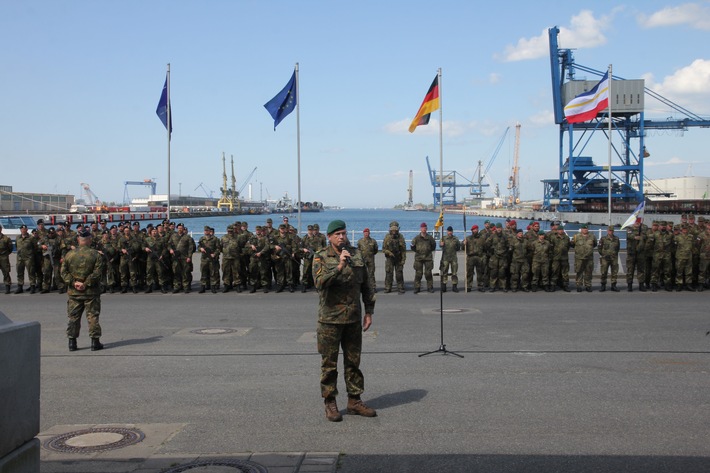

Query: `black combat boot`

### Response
(5, 285, 10, 294)
(639, 283, 647, 292)
(289, 284, 295, 293)
(121, 286, 128, 293)
(235, 285, 242, 293)
(15, 285, 23, 294)
(132, 285, 138, 294)
(611, 283, 620, 292)
(249, 285, 256, 293)
(199, 285, 206, 294)
(91, 338, 103, 351)
(211, 285, 217, 294)
(222, 285, 230, 293)
(68, 338, 77, 352)
(276, 285, 284, 293)
(600, 284, 606, 292)
(30, 285, 36, 294)
(562, 285, 570, 292)
(452, 284, 458, 293)
(145, 286, 153, 294)
(301, 285, 307, 293)
(627, 283, 633, 292)
(161, 284, 168, 294)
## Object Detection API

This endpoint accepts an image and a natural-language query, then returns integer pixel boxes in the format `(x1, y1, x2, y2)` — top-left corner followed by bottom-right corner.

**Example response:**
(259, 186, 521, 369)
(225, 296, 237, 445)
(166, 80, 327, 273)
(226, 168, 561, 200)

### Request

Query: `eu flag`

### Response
(156, 76, 172, 134)
(264, 71, 297, 130)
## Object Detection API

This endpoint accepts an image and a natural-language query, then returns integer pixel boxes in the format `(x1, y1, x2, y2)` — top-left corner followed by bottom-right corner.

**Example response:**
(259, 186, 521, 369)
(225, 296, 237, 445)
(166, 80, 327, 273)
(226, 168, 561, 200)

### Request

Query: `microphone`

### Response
(339, 244, 351, 265)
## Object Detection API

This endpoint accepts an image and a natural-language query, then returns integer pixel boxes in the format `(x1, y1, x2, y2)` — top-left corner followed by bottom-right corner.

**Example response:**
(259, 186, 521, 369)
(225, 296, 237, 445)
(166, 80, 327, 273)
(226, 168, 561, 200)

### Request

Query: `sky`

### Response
(1, 0, 710, 208)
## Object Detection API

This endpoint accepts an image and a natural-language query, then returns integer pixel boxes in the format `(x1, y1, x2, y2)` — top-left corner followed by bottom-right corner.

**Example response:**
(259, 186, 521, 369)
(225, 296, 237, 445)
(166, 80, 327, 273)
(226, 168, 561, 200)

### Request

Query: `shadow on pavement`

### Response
(367, 389, 427, 410)
(106, 335, 164, 348)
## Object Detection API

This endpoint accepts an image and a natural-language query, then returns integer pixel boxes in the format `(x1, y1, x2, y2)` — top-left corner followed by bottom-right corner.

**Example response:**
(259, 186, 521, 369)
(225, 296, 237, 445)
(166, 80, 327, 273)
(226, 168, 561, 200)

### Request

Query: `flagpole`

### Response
(607, 64, 612, 227)
(438, 67, 443, 228)
(295, 62, 302, 234)
(166, 63, 171, 221)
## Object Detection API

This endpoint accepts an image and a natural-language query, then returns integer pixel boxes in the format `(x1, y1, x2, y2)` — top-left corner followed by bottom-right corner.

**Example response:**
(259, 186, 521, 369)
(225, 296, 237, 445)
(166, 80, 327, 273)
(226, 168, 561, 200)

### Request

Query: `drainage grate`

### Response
(43, 427, 145, 453)
(190, 328, 239, 335)
(161, 459, 268, 473)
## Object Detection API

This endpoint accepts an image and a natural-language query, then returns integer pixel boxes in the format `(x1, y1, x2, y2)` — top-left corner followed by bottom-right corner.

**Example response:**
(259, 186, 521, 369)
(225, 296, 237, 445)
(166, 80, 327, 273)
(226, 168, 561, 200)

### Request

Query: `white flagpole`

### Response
(166, 63, 171, 221)
(438, 67, 443, 224)
(607, 64, 612, 227)
(295, 62, 302, 234)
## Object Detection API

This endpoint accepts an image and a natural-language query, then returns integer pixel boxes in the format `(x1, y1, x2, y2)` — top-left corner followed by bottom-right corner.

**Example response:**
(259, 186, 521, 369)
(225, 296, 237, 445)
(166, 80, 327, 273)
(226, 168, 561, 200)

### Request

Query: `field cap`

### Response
(327, 219, 346, 235)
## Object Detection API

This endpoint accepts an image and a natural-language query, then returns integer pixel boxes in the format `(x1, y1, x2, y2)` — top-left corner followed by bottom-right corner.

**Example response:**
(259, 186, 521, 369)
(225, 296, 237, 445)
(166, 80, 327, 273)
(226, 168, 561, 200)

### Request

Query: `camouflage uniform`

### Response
(169, 227, 196, 293)
(357, 232, 379, 293)
(439, 231, 460, 290)
(15, 231, 37, 292)
(198, 228, 222, 292)
(571, 228, 597, 291)
(221, 227, 242, 291)
(313, 241, 375, 400)
(0, 229, 13, 292)
(485, 228, 508, 291)
(464, 228, 486, 291)
(118, 230, 142, 291)
(508, 232, 529, 292)
(411, 228, 436, 292)
(598, 228, 620, 291)
(551, 229, 571, 291)
(382, 223, 406, 293)
(650, 224, 674, 291)
(60, 244, 105, 341)
(625, 223, 647, 291)
(144, 231, 169, 292)
(674, 226, 694, 290)
(272, 226, 295, 291)
(530, 236, 552, 290)
(247, 227, 272, 291)
(698, 224, 710, 290)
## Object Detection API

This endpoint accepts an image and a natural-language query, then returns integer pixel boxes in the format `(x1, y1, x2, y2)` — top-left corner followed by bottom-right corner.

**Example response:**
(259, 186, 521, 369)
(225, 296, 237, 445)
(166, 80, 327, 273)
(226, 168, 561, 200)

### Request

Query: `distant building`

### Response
(647, 177, 710, 200)
(0, 185, 75, 213)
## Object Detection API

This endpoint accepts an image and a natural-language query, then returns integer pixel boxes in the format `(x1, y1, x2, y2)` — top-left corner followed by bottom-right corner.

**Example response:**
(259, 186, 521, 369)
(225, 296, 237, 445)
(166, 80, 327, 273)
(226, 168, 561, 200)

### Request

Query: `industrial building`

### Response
(0, 185, 74, 213)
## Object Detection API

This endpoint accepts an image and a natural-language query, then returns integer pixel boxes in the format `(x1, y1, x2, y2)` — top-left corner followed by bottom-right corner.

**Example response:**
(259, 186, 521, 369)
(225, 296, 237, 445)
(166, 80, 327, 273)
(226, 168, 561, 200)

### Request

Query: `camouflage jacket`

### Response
(625, 226, 647, 256)
(60, 246, 105, 297)
(198, 235, 221, 261)
(313, 244, 375, 324)
(674, 233, 694, 260)
(382, 232, 406, 264)
(0, 233, 14, 257)
(509, 236, 528, 262)
(486, 232, 508, 258)
(411, 233, 436, 261)
(551, 233, 571, 260)
(464, 233, 486, 257)
(698, 230, 710, 260)
(15, 234, 37, 259)
(169, 232, 195, 259)
(571, 232, 597, 259)
(440, 235, 460, 261)
(598, 235, 620, 259)
(220, 234, 240, 259)
(357, 236, 379, 262)
(651, 231, 674, 254)
(531, 239, 551, 263)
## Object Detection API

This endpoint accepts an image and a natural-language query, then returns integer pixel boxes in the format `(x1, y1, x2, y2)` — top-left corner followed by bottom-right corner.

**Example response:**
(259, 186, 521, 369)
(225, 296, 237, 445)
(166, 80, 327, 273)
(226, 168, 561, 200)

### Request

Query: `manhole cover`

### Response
(43, 427, 145, 453)
(161, 459, 268, 473)
(190, 328, 238, 335)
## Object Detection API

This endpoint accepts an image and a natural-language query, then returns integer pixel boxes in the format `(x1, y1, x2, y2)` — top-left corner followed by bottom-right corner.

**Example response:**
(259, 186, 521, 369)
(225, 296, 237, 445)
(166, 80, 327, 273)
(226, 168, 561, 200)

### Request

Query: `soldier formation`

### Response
(2, 213, 710, 296)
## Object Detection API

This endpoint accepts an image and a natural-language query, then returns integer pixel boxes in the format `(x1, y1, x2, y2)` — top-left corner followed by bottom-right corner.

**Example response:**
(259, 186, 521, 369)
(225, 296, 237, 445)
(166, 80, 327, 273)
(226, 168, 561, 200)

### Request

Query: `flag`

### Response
(408, 75, 440, 133)
(564, 70, 610, 124)
(620, 201, 645, 230)
(434, 209, 444, 232)
(156, 75, 172, 134)
(264, 71, 297, 130)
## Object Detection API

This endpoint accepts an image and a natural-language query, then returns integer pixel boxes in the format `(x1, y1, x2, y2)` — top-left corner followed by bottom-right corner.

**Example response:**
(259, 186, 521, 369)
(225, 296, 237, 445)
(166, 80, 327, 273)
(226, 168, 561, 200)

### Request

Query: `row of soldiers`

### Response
(0, 216, 336, 295)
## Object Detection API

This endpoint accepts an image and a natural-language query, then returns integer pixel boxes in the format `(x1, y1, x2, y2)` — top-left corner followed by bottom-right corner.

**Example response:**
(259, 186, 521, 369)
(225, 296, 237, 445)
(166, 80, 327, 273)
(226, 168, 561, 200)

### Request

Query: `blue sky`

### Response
(2, 1, 709, 208)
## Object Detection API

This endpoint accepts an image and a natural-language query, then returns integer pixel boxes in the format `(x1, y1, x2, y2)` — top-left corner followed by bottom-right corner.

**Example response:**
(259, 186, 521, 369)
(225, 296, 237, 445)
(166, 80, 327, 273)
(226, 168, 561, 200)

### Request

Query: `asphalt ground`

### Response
(2, 253, 710, 472)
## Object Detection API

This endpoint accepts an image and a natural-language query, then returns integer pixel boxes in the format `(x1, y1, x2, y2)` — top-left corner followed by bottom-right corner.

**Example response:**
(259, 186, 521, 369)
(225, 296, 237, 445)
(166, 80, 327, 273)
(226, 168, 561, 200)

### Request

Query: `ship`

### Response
(268, 192, 323, 214)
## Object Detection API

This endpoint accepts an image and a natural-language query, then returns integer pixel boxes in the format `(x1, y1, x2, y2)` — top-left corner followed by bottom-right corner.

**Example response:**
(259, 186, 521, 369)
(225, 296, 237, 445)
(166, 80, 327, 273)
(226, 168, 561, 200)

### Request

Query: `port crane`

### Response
(545, 26, 710, 211)
(123, 179, 157, 204)
(195, 183, 214, 199)
(80, 183, 103, 207)
(238, 166, 257, 197)
(507, 123, 521, 207)
(218, 152, 236, 210)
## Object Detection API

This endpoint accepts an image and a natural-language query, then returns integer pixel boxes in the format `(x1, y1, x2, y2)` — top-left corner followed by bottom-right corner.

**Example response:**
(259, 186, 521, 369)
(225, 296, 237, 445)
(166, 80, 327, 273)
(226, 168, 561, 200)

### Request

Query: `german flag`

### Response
(408, 75, 440, 133)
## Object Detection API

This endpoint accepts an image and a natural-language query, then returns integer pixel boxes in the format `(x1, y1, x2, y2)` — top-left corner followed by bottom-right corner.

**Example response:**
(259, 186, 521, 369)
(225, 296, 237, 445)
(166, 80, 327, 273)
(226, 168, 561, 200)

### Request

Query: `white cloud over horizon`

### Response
(638, 2, 710, 30)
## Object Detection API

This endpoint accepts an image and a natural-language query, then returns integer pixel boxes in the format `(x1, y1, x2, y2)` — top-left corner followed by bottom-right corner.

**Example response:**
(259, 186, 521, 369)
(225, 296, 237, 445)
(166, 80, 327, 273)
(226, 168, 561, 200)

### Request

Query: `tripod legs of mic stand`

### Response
(419, 275, 463, 358)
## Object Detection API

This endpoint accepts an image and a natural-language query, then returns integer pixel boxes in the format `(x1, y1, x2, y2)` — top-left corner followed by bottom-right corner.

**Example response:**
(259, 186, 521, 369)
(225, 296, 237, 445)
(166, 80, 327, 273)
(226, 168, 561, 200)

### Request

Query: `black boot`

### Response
(121, 286, 128, 294)
(235, 285, 242, 293)
(199, 285, 206, 294)
(562, 285, 570, 292)
(289, 284, 295, 293)
(452, 284, 458, 293)
(639, 283, 647, 292)
(276, 285, 284, 293)
(145, 286, 153, 294)
(627, 283, 633, 292)
(91, 338, 103, 351)
(442, 284, 446, 293)
(161, 284, 168, 294)
(132, 285, 138, 294)
(15, 285, 23, 294)
(211, 286, 218, 294)
(600, 284, 606, 292)
(4, 285, 10, 294)
(30, 285, 36, 294)
(68, 338, 77, 352)
(222, 285, 230, 293)
(611, 283, 619, 292)
(249, 285, 256, 293)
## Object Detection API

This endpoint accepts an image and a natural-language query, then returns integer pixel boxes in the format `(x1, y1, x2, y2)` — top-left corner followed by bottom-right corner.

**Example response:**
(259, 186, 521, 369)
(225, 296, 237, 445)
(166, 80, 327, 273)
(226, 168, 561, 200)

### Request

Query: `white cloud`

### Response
(527, 110, 555, 128)
(638, 2, 710, 30)
(497, 10, 610, 62)
(643, 59, 710, 112)
(644, 156, 691, 166)
(383, 119, 472, 137)
(488, 73, 502, 85)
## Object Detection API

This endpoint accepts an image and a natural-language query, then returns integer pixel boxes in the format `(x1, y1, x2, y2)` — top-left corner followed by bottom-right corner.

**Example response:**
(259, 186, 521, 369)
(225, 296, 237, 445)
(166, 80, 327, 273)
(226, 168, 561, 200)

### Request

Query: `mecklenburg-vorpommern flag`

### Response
(408, 76, 440, 133)
(156, 75, 172, 134)
(620, 201, 645, 230)
(563, 70, 610, 124)
(264, 71, 297, 130)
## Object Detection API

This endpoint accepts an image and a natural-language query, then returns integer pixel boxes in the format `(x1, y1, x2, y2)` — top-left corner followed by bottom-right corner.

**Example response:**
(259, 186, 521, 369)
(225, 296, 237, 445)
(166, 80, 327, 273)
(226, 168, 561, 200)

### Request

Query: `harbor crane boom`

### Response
(507, 123, 521, 207)
(80, 182, 102, 206)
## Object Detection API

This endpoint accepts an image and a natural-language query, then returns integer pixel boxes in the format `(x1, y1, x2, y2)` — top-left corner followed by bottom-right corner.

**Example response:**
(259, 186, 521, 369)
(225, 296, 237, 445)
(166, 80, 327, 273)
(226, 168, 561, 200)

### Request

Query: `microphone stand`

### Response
(419, 271, 463, 358)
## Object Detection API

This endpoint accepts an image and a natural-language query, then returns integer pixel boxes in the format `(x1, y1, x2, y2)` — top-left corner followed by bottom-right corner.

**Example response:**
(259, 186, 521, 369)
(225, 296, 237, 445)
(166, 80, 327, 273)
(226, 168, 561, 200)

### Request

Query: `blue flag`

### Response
(156, 76, 172, 134)
(264, 71, 297, 130)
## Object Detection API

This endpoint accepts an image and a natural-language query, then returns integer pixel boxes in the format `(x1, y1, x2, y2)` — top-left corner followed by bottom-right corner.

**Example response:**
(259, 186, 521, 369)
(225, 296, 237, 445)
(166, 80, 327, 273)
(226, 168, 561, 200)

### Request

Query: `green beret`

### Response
(327, 219, 347, 235)
(495, 223, 502, 228)
(313, 223, 320, 229)
(204, 226, 210, 231)
(227, 225, 234, 230)
(580, 224, 588, 229)
(307, 225, 314, 230)
(278, 224, 287, 230)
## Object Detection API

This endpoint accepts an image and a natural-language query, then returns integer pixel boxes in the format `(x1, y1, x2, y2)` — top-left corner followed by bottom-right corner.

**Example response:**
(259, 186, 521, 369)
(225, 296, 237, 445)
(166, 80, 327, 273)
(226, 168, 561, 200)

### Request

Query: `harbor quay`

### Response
(2, 253, 709, 473)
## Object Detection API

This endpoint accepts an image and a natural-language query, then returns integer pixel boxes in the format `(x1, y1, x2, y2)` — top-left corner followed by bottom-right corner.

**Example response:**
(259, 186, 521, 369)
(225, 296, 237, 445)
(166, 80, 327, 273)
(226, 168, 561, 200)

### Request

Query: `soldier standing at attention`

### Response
(571, 224, 597, 292)
(650, 221, 674, 292)
(357, 228, 379, 294)
(382, 221, 406, 294)
(598, 226, 621, 292)
(674, 224, 694, 291)
(439, 226, 460, 292)
(301, 225, 318, 292)
(486, 223, 509, 292)
(60, 229, 105, 352)
(464, 225, 485, 292)
(169, 223, 194, 294)
(625, 219, 647, 292)
(313, 219, 376, 422)
(508, 228, 529, 292)
(530, 232, 552, 292)
(551, 226, 571, 292)
(411, 222, 436, 293)
(198, 226, 221, 294)
(15, 224, 37, 294)
(221, 225, 241, 293)
(0, 224, 13, 294)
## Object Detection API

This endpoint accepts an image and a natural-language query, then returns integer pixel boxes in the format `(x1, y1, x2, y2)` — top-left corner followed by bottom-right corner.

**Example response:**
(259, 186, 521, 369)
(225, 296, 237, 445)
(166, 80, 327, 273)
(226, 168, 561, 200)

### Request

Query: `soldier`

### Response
(357, 228, 379, 294)
(221, 224, 241, 293)
(439, 226, 460, 292)
(0, 224, 13, 294)
(247, 225, 272, 293)
(508, 228, 529, 292)
(411, 222, 436, 293)
(61, 229, 105, 352)
(464, 225, 486, 292)
(289, 225, 303, 290)
(625, 218, 647, 292)
(198, 226, 221, 294)
(571, 224, 597, 292)
(551, 226, 571, 292)
(272, 224, 295, 292)
(168, 223, 195, 293)
(144, 227, 169, 293)
(650, 221, 674, 292)
(674, 224, 695, 291)
(118, 225, 141, 293)
(530, 232, 552, 292)
(644, 221, 660, 289)
(313, 219, 376, 422)
(382, 221, 406, 294)
(598, 226, 621, 292)
(301, 225, 318, 292)
(15, 224, 37, 294)
(698, 217, 710, 291)
(237, 222, 253, 291)
(486, 223, 509, 292)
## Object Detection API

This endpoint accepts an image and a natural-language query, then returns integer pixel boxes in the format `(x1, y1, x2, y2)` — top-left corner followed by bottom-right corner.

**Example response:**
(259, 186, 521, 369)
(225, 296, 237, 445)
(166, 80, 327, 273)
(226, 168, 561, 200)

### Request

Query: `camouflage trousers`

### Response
(384, 258, 404, 291)
(41, 256, 54, 290)
(249, 257, 271, 288)
(0, 256, 10, 286)
(551, 258, 569, 287)
(273, 257, 294, 287)
(317, 321, 364, 399)
(488, 255, 507, 290)
(199, 256, 220, 287)
(301, 257, 314, 288)
(221, 257, 242, 287)
(509, 259, 529, 289)
(362, 257, 376, 293)
(413, 258, 433, 290)
(440, 258, 458, 285)
(465, 255, 485, 290)
(66, 295, 102, 339)
(146, 257, 168, 287)
(599, 255, 619, 285)
(574, 256, 594, 289)
(16, 255, 35, 286)
(531, 259, 550, 287)
(675, 257, 692, 286)
(119, 255, 138, 288)
(626, 253, 645, 285)
(172, 257, 193, 290)
(651, 253, 672, 287)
